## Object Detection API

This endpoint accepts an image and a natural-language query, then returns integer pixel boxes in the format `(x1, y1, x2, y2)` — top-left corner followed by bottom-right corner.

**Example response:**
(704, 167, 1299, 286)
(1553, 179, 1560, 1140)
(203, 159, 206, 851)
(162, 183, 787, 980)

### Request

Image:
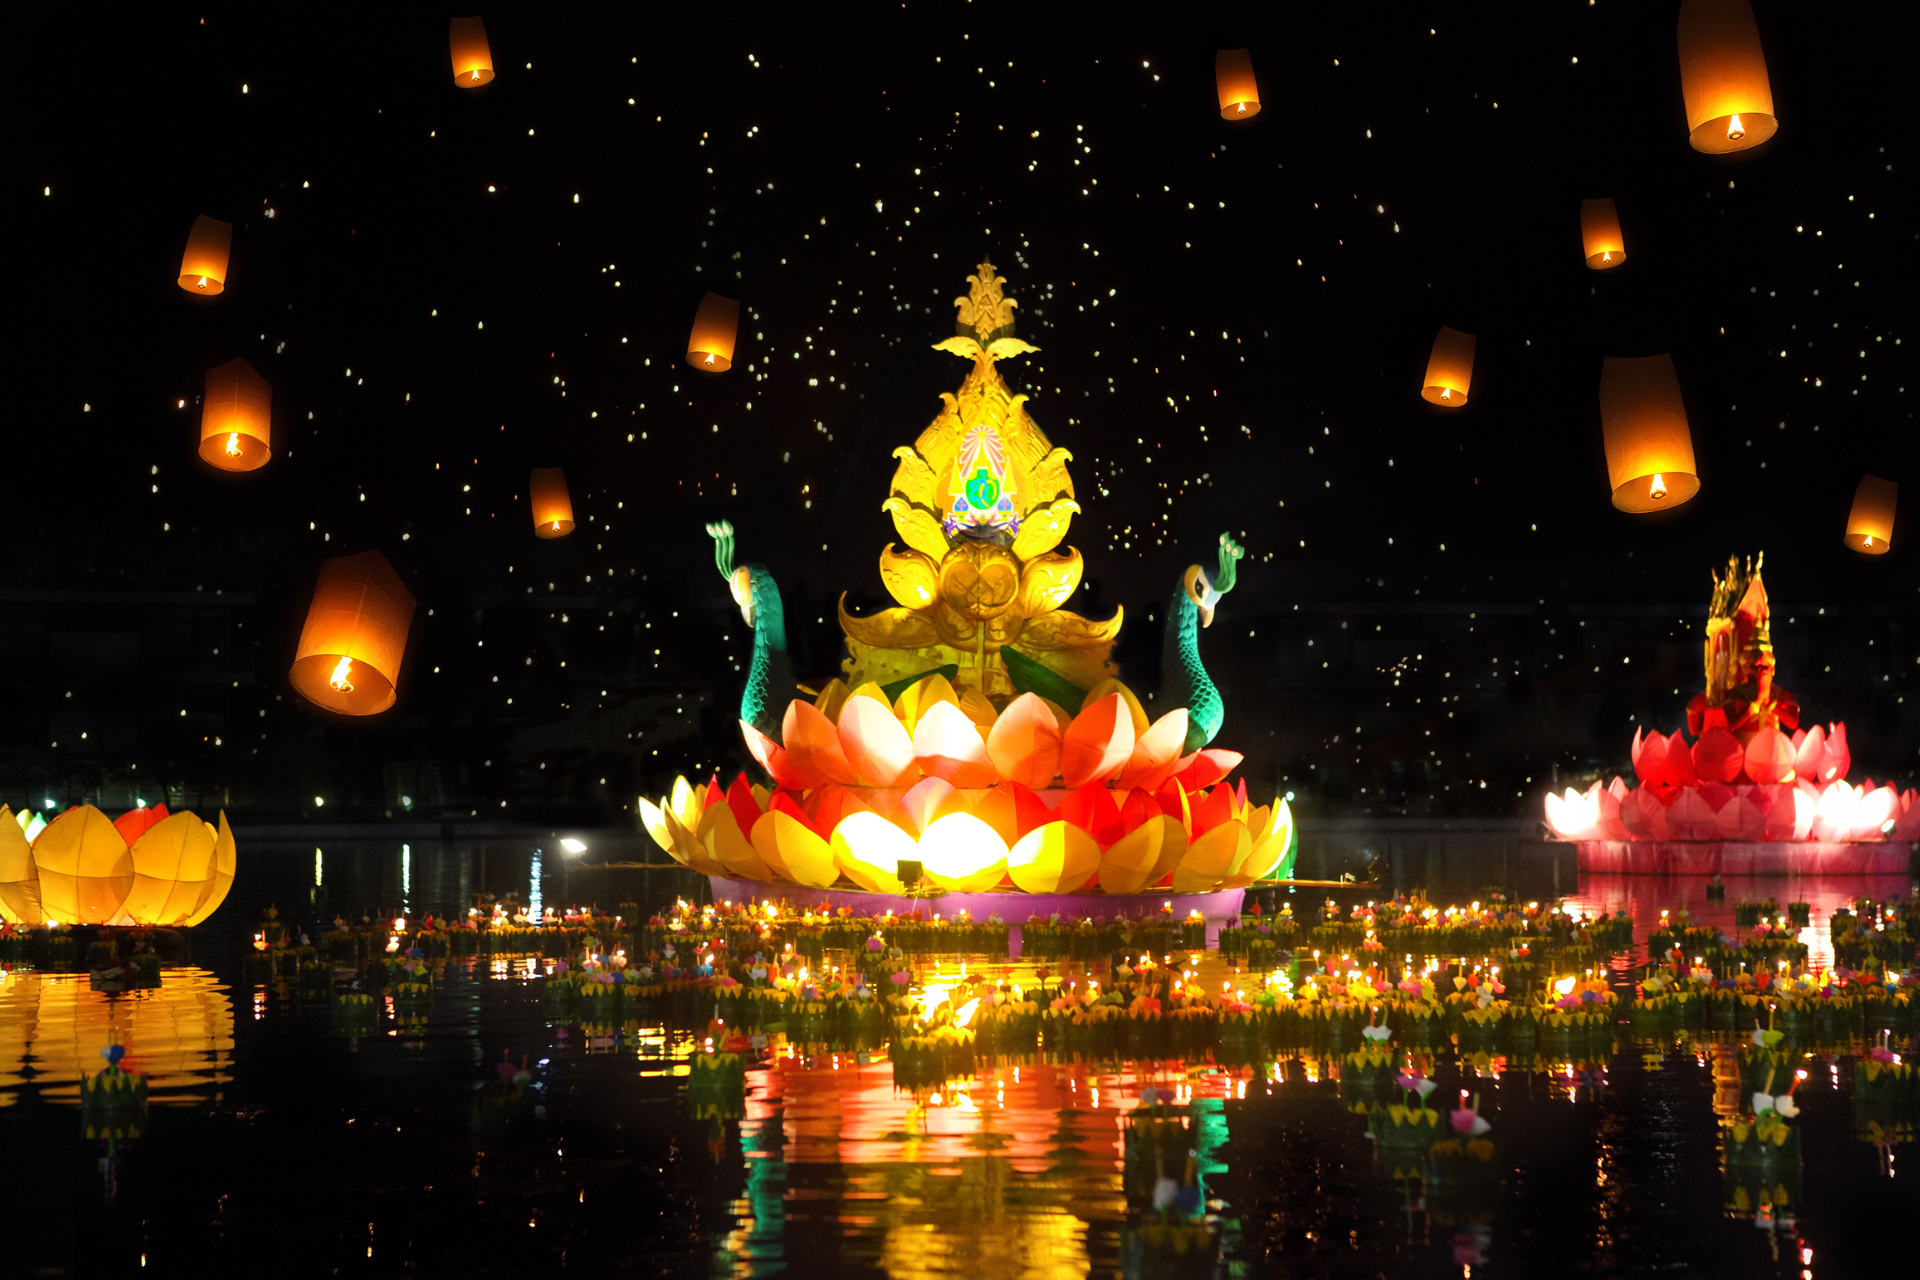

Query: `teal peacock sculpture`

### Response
(1159, 533, 1244, 754)
(707, 521, 794, 744)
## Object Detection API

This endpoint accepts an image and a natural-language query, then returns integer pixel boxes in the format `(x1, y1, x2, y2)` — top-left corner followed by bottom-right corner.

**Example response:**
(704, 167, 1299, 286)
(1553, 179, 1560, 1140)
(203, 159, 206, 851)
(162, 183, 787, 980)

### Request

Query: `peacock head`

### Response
(707, 520, 754, 625)
(1182, 533, 1245, 627)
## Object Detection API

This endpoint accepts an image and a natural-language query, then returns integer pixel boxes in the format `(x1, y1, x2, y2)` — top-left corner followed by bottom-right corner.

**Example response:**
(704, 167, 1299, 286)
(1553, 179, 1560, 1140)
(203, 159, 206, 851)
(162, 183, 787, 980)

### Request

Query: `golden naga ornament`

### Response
(841, 261, 1121, 699)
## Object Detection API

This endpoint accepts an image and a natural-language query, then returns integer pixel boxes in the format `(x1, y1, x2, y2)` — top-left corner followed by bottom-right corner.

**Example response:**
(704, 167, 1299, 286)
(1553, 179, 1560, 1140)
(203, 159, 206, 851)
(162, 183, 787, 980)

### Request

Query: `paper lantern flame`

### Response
(1600, 354, 1699, 512)
(529, 466, 575, 539)
(449, 17, 495, 88)
(1579, 198, 1627, 270)
(198, 357, 271, 472)
(1844, 474, 1897, 555)
(1420, 326, 1476, 407)
(177, 215, 232, 295)
(687, 292, 740, 372)
(290, 550, 416, 715)
(1215, 49, 1260, 121)
(1677, 0, 1777, 153)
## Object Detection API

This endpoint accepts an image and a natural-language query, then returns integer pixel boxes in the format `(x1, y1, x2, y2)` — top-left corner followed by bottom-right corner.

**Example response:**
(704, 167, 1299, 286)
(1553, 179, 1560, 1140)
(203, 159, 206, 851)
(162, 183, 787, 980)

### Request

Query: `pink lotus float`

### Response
(1545, 720, 1920, 845)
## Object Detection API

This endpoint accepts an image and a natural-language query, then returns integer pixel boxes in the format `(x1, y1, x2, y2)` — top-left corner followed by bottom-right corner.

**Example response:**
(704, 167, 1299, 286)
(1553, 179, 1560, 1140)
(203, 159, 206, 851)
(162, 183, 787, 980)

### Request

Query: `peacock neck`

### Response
(742, 567, 791, 741)
(1163, 587, 1223, 753)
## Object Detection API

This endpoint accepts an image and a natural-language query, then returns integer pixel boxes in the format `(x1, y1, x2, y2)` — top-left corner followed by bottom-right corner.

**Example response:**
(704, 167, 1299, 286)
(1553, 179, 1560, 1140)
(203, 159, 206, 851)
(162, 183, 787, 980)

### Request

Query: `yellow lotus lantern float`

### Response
(0, 804, 236, 927)
(644, 263, 1295, 901)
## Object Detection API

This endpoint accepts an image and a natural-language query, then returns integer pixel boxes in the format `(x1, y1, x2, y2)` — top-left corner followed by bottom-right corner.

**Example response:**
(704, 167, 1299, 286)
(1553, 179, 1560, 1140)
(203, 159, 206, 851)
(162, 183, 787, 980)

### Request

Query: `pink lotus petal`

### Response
(911, 700, 999, 788)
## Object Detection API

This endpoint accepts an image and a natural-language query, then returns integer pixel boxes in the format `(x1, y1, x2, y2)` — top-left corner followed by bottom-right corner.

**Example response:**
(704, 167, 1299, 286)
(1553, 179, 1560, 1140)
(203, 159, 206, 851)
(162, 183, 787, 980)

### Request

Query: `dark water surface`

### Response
(3, 835, 1915, 1278)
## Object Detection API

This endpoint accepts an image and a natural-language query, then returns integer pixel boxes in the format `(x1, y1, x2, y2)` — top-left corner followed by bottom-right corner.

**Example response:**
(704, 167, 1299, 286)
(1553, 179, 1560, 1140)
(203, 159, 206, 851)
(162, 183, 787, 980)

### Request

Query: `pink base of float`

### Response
(703, 875, 1246, 953)
(1574, 840, 1910, 875)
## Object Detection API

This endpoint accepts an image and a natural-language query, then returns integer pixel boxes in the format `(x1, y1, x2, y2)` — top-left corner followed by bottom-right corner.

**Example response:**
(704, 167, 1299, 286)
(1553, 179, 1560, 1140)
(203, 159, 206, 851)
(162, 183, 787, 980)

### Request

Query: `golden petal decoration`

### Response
(639, 797, 675, 855)
(1010, 496, 1080, 561)
(1007, 820, 1100, 894)
(1012, 547, 1083, 619)
(881, 495, 952, 563)
(893, 671, 962, 734)
(1145, 815, 1189, 887)
(669, 776, 703, 832)
(1171, 819, 1248, 894)
(699, 803, 773, 882)
(758, 811, 839, 889)
(830, 811, 910, 893)
(878, 542, 942, 611)
(747, 811, 792, 879)
(916, 812, 1008, 892)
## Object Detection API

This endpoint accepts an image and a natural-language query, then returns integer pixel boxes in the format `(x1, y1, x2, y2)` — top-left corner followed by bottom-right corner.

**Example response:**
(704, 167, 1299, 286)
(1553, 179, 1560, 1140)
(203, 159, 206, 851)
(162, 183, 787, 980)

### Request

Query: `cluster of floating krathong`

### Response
(0, 804, 236, 927)
(1546, 721, 1920, 843)
(643, 261, 1294, 899)
(642, 672, 1292, 896)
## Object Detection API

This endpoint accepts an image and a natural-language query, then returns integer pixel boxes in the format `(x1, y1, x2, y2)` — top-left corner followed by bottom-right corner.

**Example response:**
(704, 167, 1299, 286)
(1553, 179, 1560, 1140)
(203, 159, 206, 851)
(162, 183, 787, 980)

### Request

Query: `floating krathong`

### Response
(644, 262, 1295, 897)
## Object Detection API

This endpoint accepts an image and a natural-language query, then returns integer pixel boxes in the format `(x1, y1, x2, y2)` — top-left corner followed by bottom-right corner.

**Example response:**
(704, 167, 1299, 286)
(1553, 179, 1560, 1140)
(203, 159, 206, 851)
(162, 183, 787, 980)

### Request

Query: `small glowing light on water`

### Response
(314, 846, 323, 887)
(402, 843, 411, 901)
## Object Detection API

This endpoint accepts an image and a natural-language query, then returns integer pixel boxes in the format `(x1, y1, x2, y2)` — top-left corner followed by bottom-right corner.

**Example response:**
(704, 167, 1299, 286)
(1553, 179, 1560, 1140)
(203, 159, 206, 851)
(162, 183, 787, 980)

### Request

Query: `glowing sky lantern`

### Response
(1579, 198, 1627, 269)
(1677, 0, 1777, 153)
(1843, 474, 1897, 555)
(197, 357, 271, 472)
(1600, 354, 1699, 512)
(1419, 326, 1476, 407)
(687, 292, 740, 372)
(289, 550, 417, 715)
(1214, 49, 1260, 120)
(449, 16, 495, 87)
(529, 466, 575, 538)
(176, 215, 231, 295)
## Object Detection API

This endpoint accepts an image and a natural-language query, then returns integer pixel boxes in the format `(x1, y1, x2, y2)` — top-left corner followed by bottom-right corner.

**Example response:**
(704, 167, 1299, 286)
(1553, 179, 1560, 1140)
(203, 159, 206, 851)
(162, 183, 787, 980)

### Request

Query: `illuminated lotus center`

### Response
(328, 655, 355, 692)
(1728, 113, 1745, 141)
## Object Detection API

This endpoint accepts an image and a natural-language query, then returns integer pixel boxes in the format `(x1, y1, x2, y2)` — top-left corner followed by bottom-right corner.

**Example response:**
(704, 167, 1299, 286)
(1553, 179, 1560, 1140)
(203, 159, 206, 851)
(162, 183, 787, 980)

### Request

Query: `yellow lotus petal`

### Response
(31, 805, 133, 925)
(0, 805, 43, 925)
(1171, 819, 1248, 893)
(917, 812, 1008, 892)
(1097, 819, 1164, 895)
(814, 678, 851, 725)
(664, 806, 724, 875)
(669, 775, 702, 831)
(893, 671, 961, 734)
(986, 693, 1064, 790)
(769, 811, 838, 889)
(1145, 816, 1188, 887)
(839, 693, 918, 786)
(911, 700, 999, 788)
(183, 812, 238, 926)
(122, 811, 218, 926)
(699, 803, 772, 882)
(1082, 678, 1150, 741)
(957, 684, 1000, 731)
(639, 797, 675, 854)
(747, 811, 792, 879)
(830, 811, 910, 893)
(1008, 821, 1101, 894)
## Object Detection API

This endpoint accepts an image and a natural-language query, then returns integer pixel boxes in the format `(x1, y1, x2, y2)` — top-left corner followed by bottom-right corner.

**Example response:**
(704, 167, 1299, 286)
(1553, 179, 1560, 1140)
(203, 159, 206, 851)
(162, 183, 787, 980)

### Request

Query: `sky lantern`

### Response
(1580, 198, 1627, 269)
(1677, 0, 1777, 153)
(177, 215, 231, 295)
(686, 292, 740, 371)
(289, 550, 417, 715)
(1600, 354, 1700, 512)
(449, 16, 495, 87)
(1844, 473, 1897, 554)
(198, 357, 271, 471)
(529, 466, 575, 538)
(1419, 326, 1476, 406)
(1215, 49, 1260, 120)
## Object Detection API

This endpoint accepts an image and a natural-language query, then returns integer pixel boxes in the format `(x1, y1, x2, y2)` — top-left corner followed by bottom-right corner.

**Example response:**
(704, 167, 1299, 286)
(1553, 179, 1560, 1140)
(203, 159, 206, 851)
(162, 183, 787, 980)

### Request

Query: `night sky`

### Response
(10, 6, 1916, 820)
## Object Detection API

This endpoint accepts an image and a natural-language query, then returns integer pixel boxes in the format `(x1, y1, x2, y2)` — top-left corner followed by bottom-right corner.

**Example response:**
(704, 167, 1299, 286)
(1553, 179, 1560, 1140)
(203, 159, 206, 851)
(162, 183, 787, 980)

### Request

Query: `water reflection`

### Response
(0, 968, 234, 1104)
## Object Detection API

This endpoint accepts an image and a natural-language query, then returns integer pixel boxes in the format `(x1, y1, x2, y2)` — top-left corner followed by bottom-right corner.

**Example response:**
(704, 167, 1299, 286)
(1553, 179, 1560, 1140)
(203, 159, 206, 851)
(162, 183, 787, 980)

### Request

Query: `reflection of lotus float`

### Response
(1543, 555, 1915, 874)
(643, 262, 1293, 916)
(1, 803, 237, 927)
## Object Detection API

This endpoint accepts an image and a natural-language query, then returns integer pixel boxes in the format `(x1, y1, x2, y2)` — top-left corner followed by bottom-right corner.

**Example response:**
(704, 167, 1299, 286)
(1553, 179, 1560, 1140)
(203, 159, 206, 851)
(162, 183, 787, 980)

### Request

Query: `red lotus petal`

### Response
(1744, 727, 1797, 785)
(740, 720, 811, 790)
(992, 781, 1056, 841)
(725, 774, 763, 838)
(1691, 722, 1745, 784)
(1058, 782, 1123, 849)
(1188, 784, 1235, 840)
(1818, 723, 1850, 783)
(1793, 724, 1826, 783)
(1117, 787, 1163, 833)
(1170, 749, 1242, 791)
(112, 805, 170, 847)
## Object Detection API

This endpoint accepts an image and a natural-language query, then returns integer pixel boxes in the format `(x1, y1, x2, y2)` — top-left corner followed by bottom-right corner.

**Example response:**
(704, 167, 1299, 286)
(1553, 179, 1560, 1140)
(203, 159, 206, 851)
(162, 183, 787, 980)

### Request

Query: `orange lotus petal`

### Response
(804, 785, 872, 842)
(911, 700, 999, 788)
(1169, 748, 1242, 790)
(917, 812, 1008, 892)
(829, 811, 909, 893)
(996, 781, 1056, 841)
(1082, 678, 1150, 741)
(1171, 818, 1248, 893)
(1059, 782, 1124, 848)
(1008, 821, 1101, 893)
(767, 810, 838, 889)
(113, 804, 170, 848)
(29, 805, 134, 925)
(892, 671, 961, 734)
(741, 720, 813, 790)
(901, 776, 964, 835)
(1187, 785, 1235, 840)
(838, 694, 918, 786)
(1116, 709, 1189, 791)
(747, 810, 791, 878)
(699, 802, 773, 881)
(784, 699, 860, 785)
(986, 692, 1064, 789)
(1060, 692, 1135, 788)
(970, 785, 1022, 846)
(1097, 818, 1166, 894)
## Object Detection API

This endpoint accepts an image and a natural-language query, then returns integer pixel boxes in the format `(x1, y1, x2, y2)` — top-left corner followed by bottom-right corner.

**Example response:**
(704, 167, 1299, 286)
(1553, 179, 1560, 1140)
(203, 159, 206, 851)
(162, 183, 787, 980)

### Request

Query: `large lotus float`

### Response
(1, 803, 237, 927)
(643, 262, 1294, 922)
(1544, 554, 1917, 874)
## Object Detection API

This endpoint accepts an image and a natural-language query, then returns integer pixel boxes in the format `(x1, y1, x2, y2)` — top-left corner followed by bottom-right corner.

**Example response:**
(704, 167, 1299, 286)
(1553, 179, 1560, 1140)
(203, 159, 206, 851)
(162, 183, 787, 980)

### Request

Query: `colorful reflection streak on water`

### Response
(1565, 871, 1911, 971)
(718, 1049, 1250, 1279)
(0, 968, 234, 1105)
